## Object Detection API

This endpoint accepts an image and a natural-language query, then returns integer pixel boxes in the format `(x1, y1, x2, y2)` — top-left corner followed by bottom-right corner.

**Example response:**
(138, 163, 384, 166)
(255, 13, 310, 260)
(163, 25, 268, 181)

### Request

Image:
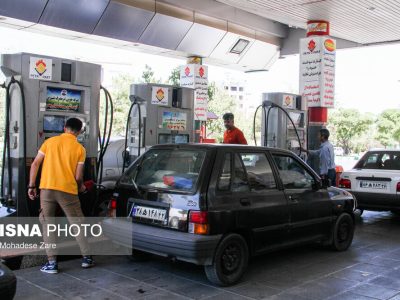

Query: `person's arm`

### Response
(237, 130, 248, 145)
(28, 152, 45, 200)
(75, 164, 86, 193)
(302, 147, 320, 157)
(319, 146, 330, 176)
(76, 147, 86, 193)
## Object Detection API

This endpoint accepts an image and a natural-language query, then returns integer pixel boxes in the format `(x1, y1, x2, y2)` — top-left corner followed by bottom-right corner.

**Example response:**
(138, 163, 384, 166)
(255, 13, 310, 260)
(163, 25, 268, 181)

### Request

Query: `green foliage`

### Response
(208, 82, 216, 101)
(328, 108, 374, 154)
(168, 67, 180, 86)
(141, 64, 161, 84)
(375, 109, 400, 147)
(206, 85, 236, 143)
(106, 73, 136, 136)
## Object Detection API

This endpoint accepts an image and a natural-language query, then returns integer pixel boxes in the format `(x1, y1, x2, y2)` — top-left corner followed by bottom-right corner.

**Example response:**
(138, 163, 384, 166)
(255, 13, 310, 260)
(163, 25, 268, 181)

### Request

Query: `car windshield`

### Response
(119, 148, 206, 192)
(355, 151, 400, 170)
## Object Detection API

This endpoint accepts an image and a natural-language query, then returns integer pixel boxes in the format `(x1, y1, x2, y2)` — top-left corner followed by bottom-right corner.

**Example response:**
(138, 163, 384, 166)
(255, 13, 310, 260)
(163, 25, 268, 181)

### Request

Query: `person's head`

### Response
(319, 128, 330, 142)
(223, 113, 235, 130)
(64, 118, 83, 136)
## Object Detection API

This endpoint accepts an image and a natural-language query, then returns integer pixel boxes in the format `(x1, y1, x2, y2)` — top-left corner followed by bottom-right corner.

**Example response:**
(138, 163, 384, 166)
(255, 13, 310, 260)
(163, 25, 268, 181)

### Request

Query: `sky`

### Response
(0, 26, 400, 114)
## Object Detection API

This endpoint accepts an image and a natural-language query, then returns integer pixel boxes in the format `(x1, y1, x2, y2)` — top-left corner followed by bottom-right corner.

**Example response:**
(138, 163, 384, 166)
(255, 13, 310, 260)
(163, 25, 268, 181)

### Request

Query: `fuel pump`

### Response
(253, 92, 308, 159)
(0, 53, 101, 217)
(122, 83, 195, 170)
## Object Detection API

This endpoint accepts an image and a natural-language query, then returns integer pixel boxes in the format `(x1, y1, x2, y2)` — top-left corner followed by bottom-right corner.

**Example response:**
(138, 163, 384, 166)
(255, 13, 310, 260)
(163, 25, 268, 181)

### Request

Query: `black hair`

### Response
(223, 113, 234, 121)
(65, 118, 83, 133)
(320, 128, 330, 140)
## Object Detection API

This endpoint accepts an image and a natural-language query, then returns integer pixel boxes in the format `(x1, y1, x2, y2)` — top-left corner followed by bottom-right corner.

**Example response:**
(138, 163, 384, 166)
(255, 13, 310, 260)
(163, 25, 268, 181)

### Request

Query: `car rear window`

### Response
(119, 148, 206, 192)
(355, 152, 400, 170)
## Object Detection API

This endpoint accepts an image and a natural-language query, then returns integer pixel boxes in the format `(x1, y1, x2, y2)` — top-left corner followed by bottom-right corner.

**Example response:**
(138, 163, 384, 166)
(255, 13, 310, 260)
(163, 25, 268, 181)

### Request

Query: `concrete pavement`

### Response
(13, 211, 400, 300)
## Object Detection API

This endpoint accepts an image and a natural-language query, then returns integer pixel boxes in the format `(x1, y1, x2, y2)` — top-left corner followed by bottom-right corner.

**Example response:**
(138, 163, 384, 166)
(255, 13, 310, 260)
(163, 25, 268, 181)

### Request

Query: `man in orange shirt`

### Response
(223, 113, 248, 145)
(28, 118, 94, 273)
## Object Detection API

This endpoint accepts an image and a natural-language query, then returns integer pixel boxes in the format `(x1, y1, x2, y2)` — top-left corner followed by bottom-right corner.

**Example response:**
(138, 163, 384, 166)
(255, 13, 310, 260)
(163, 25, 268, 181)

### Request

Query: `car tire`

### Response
(331, 213, 354, 251)
(0, 263, 16, 300)
(127, 249, 151, 262)
(204, 233, 248, 286)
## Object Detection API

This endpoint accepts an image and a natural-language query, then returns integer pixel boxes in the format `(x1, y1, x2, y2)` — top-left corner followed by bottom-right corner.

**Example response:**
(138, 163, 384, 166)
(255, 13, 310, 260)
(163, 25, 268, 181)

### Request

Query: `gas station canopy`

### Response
(0, 0, 398, 72)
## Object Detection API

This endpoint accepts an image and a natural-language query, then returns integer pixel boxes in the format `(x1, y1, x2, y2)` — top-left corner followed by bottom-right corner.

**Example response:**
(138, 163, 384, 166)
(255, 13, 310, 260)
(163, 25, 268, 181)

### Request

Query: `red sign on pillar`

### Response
(300, 20, 335, 123)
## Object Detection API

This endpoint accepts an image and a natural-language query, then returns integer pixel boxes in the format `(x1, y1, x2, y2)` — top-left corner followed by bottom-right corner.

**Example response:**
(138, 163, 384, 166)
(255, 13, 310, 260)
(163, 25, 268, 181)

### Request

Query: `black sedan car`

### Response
(103, 144, 356, 286)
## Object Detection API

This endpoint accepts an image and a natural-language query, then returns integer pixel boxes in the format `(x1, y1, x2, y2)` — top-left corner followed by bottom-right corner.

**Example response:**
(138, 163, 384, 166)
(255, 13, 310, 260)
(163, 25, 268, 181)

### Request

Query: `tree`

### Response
(375, 109, 400, 148)
(106, 73, 136, 136)
(206, 84, 236, 143)
(328, 108, 373, 154)
(141, 64, 161, 83)
(168, 67, 180, 86)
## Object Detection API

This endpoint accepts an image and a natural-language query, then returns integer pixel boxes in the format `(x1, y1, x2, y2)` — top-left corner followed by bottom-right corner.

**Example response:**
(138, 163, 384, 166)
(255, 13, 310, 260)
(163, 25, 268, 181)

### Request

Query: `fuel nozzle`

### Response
(6, 195, 15, 207)
(262, 100, 277, 108)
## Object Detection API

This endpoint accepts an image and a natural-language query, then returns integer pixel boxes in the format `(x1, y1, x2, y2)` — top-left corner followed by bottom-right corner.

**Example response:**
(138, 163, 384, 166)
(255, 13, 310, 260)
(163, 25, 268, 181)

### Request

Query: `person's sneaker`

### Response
(81, 256, 95, 268)
(40, 261, 58, 274)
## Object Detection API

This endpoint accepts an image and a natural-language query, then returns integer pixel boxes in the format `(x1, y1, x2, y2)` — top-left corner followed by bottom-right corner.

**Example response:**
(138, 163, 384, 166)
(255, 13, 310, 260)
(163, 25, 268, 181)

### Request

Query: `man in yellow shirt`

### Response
(28, 118, 94, 273)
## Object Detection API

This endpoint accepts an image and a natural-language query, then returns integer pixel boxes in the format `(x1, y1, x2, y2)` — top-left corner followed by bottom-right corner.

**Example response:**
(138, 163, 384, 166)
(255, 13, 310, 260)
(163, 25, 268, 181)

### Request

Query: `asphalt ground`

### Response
(13, 211, 400, 300)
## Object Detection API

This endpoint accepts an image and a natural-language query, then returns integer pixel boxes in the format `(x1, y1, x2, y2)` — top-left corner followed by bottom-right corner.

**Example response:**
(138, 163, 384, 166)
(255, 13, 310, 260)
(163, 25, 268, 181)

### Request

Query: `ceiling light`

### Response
(230, 39, 250, 55)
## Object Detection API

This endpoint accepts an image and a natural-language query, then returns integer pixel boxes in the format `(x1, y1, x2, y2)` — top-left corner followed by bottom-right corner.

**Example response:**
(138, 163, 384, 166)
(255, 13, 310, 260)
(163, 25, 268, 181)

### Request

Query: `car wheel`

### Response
(0, 263, 16, 300)
(127, 249, 151, 262)
(204, 234, 248, 286)
(331, 213, 354, 251)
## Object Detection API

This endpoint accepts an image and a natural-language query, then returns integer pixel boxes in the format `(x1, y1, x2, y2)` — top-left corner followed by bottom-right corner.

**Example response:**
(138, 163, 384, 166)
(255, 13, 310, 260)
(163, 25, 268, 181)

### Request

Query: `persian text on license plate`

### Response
(360, 181, 387, 189)
(132, 205, 167, 221)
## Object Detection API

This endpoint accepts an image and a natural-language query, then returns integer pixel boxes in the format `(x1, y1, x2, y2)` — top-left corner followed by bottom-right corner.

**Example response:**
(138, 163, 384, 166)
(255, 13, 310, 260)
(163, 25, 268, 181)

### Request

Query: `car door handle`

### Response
(240, 198, 251, 206)
(289, 196, 299, 204)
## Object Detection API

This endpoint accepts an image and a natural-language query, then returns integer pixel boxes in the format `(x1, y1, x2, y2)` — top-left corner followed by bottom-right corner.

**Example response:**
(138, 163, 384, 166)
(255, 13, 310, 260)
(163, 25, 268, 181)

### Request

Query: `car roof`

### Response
(366, 149, 400, 152)
(148, 143, 294, 154)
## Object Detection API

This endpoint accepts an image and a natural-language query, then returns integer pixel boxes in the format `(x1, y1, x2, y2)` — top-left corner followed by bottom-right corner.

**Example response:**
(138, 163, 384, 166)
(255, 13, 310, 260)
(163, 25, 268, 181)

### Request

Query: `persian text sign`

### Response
(162, 111, 187, 131)
(180, 64, 208, 121)
(299, 36, 336, 108)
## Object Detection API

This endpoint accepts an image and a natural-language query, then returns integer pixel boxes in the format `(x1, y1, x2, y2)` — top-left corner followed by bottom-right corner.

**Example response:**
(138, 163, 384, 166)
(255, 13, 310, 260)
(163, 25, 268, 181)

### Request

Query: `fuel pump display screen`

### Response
(288, 112, 303, 128)
(43, 115, 66, 133)
(46, 87, 81, 112)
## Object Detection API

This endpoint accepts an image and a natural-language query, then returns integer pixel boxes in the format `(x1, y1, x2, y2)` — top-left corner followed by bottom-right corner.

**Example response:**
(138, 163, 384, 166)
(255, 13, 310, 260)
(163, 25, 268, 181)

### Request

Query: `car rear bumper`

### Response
(102, 218, 222, 265)
(351, 191, 400, 211)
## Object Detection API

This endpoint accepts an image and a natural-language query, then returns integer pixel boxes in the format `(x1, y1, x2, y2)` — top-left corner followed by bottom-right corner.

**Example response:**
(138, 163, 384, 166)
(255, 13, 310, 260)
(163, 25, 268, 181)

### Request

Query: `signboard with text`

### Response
(162, 111, 187, 131)
(299, 36, 336, 108)
(180, 64, 208, 121)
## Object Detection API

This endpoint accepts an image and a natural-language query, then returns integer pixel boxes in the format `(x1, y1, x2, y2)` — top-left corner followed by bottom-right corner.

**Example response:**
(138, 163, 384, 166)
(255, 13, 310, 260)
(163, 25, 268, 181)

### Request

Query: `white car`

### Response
(339, 149, 400, 213)
(334, 146, 344, 156)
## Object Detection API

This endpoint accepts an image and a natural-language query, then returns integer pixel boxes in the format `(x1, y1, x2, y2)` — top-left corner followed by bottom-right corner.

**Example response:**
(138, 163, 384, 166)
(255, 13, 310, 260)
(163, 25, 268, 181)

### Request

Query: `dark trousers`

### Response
(327, 168, 337, 187)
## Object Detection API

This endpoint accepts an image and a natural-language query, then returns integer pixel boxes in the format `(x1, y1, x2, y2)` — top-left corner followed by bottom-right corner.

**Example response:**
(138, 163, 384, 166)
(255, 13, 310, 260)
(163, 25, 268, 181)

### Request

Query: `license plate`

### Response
(360, 181, 388, 189)
(132, 205, 167, 222)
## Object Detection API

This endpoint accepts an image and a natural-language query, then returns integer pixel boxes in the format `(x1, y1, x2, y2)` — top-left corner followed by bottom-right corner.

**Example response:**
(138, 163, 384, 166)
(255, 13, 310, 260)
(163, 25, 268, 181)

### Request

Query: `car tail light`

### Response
(397, 182, 400, 192)
(189, 211, 209, 235)
(107, 193, 119, 218)
(339, 178, 351, 189)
